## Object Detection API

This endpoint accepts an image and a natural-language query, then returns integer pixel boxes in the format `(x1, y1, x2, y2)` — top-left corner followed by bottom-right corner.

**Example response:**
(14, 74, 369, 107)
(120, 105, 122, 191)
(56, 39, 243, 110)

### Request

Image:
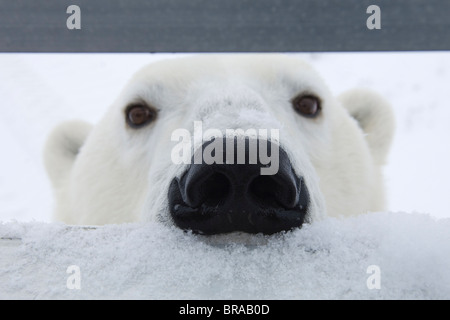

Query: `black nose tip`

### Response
(168, 138, 309, 235)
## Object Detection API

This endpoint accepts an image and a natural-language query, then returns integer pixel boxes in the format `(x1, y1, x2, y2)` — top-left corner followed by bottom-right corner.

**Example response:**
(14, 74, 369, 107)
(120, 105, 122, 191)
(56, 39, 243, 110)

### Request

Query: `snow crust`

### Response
(1, 212, 449, 299)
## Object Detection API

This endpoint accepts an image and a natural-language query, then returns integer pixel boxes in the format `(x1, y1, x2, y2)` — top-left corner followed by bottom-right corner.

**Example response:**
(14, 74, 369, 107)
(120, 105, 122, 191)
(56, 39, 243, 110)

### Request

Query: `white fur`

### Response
(44, 55, 395, 225)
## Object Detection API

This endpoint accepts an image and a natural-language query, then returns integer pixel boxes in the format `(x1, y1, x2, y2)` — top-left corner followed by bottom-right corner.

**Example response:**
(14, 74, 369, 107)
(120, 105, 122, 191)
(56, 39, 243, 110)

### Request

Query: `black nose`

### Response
(168, 138, 309, 235)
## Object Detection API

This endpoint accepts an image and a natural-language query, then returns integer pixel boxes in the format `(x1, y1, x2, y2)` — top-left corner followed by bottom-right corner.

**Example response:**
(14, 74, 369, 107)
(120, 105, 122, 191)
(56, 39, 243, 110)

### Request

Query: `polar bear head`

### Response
(44, 55, 394, 234)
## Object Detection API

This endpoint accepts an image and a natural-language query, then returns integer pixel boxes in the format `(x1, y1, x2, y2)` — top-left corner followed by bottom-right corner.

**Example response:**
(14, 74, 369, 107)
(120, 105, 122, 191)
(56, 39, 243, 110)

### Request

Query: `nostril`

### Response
(249, 175, 282, 208)
(249, 174, 299, 209)
(199, 172, 231, 207)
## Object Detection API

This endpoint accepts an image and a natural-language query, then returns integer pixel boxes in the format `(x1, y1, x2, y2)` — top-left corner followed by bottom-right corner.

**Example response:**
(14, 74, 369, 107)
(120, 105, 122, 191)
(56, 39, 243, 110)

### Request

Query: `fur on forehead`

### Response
(118, 54, 331, 109)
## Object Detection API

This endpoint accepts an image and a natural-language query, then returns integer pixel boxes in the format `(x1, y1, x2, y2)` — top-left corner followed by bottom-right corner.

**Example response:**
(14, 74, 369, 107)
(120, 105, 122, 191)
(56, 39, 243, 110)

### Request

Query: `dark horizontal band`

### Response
(1, 0, 449, 52)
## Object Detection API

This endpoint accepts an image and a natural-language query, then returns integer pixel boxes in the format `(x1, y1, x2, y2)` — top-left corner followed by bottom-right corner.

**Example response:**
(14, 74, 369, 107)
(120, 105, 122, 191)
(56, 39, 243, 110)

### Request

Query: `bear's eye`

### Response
(125, 103, 157, 128)
(292, 95, 321, 118)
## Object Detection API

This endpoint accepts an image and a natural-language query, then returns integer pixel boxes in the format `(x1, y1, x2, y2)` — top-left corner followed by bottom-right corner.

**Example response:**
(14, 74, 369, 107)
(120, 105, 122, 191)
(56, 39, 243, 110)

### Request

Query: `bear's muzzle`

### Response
(168, 137, 310, 235)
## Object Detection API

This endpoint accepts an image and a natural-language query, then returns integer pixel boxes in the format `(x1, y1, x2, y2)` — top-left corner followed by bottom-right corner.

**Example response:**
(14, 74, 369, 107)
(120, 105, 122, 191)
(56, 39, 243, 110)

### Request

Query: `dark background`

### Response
(0, 0, 449, 52)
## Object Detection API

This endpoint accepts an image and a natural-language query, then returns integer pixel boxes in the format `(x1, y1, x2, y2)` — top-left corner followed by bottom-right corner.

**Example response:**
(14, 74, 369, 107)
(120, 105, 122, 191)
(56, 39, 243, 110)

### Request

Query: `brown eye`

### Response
(126, 103, 157, 128)
(292, 95, 321, 118)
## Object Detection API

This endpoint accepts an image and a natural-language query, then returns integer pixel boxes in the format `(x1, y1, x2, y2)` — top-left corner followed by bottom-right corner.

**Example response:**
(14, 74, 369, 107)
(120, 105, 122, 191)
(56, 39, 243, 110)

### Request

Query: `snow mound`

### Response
(1, 212, 449, 299)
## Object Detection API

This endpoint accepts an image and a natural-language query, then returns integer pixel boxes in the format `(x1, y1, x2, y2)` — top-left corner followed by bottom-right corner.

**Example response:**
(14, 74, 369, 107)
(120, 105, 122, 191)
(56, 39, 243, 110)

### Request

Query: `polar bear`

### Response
(44, 54, 394, 234)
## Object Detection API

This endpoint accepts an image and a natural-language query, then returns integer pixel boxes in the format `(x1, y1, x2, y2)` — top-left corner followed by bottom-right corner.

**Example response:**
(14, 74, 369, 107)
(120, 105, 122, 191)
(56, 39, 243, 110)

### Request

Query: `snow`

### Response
(1, 52, 450, 299)
(1, 212, 449, 299)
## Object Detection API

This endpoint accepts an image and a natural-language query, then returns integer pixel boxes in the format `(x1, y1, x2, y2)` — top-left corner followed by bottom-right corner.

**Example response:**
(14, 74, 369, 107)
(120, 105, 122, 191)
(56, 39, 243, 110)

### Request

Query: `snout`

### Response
(168, 138, 310, 235)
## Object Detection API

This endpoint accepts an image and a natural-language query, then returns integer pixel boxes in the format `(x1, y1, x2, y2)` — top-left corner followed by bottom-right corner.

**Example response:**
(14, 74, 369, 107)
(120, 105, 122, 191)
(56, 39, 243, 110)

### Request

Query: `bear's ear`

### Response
(338, 89, 395, 166)
(43, 120, 92, 188)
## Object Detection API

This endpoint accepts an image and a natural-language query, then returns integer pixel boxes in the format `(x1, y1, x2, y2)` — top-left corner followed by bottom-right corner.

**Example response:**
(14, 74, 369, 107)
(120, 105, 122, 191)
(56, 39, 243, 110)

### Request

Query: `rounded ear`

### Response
(338, 89, 395, 166)
(43, 120, 92, 188)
